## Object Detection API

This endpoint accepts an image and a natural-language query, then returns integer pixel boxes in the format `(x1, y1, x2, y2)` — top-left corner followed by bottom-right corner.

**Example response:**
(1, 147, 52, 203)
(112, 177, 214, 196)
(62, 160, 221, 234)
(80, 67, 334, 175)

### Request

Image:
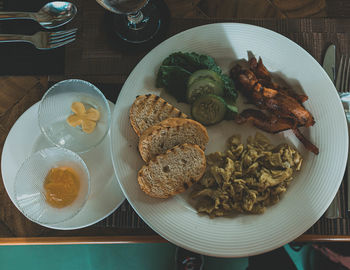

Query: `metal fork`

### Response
(337, 55, 350, 216)
(337, 55, 350, 93)
(326, 55, 350, 218)
(0, 28, 77, 50)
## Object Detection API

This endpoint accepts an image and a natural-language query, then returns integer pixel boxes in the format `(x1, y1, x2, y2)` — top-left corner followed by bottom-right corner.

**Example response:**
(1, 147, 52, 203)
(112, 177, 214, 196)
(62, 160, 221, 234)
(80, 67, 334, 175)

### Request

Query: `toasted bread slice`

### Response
(138, 118, 209, 163)
(137, 143, 206, 198)
(129, 94, 187, 136)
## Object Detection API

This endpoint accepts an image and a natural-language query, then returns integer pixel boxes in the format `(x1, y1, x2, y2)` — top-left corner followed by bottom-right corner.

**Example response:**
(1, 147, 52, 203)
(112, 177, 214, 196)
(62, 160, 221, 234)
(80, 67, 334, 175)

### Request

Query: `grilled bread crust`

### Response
(137, 143, 206, 198)
(129, 94, 187, 136)
(138, 118, 209, 163)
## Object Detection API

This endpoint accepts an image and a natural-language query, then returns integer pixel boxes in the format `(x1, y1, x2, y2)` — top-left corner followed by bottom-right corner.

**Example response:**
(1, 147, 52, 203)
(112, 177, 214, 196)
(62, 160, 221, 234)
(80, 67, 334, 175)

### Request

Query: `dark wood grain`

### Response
(271, 0, 327, 17)
(0, 235, 167, 245)
(167, 0, 336, 19)
(0, 77, 48, 237)
(198, 0, 285, 19)
(3, 234, 350, 245)
(0, 77, 39, 115)
(326, 0, 350, 18)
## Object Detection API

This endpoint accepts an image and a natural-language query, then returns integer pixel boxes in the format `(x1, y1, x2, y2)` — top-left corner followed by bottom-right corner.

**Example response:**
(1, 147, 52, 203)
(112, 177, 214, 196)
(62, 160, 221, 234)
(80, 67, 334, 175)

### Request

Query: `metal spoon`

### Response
(0, 2, 77, 29)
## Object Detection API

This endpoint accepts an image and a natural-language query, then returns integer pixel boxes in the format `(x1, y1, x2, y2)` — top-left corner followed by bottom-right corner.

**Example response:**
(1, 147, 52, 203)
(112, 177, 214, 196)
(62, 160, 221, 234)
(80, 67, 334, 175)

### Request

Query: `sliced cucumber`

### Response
(188, 69, 223, 87)
(191, 94, 227, 126)
(186, 78, 224, 104)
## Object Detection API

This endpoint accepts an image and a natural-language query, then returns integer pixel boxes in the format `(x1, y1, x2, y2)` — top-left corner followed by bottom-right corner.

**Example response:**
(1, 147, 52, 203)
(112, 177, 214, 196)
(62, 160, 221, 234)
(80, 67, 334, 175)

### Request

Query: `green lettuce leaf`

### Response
(156, 65, 192, 102)
(156, 52, 238, 103)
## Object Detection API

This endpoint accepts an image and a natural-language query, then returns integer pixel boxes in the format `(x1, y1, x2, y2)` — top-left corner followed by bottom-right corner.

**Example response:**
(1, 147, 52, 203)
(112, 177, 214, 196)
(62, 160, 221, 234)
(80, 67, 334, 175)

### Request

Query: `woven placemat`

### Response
(85, 17, 350, 236)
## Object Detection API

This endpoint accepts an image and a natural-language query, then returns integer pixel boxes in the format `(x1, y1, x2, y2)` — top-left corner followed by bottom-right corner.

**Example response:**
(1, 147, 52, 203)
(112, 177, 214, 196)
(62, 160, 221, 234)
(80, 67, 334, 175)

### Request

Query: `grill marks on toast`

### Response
(129, 94, 187, 136)
(130, 94, 208, 199)
(138, 118, 209, 163)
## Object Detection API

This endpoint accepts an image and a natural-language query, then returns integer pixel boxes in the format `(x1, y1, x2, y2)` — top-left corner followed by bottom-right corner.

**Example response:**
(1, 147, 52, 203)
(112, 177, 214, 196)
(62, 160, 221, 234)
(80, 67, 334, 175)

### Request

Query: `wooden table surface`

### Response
(1, 0, 350, 245)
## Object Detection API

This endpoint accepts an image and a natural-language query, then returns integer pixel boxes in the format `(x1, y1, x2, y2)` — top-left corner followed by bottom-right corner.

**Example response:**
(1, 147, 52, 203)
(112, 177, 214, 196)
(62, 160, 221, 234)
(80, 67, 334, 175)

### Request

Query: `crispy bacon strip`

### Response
(250, 57, 309, 104)
(236, 110, 319, 155)
(231, 57, 318, 155)
(293, 128, 319, 155)
(263, 91, 315, 127)
(237, 70, 315, 127)
(258, 79, 308, 103)
(277, 88, 308, 104)
(238, 69, 259, 92)
(249, 57, 270, 80)
(236, 109, 295, 133)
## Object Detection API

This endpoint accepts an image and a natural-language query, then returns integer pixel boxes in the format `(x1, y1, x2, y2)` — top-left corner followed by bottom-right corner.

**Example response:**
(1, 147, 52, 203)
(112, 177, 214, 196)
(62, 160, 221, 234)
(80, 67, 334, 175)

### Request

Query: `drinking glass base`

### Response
(112, 0, 167, 44)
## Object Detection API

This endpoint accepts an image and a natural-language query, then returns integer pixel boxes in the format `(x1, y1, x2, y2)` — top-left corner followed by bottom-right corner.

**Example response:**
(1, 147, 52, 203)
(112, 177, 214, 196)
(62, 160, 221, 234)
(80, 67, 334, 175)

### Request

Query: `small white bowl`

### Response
(14, 147, 90, 225)
(38, 79, 111, 153)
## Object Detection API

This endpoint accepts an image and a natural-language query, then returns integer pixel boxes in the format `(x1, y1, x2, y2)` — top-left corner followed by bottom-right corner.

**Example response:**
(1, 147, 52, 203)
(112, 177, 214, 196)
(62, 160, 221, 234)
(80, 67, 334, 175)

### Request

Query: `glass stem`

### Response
(127, 11, 144, 26)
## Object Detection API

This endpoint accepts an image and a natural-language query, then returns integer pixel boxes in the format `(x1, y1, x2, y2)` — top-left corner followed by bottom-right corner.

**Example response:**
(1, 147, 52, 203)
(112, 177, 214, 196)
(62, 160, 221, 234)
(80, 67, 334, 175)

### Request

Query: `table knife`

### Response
(340, 93, 350, 216)
(323, 44, 343, 219)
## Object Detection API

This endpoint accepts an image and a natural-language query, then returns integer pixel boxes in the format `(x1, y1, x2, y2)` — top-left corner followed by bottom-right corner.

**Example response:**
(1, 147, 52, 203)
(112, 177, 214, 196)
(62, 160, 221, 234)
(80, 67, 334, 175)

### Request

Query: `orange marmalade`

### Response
(43, 166, 80, 208)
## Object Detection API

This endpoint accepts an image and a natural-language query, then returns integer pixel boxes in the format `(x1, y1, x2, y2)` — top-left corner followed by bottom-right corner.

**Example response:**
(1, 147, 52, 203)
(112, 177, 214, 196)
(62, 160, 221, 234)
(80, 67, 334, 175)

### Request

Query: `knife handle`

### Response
(325, 190, 342, 219)
(347, 148, 350, 213)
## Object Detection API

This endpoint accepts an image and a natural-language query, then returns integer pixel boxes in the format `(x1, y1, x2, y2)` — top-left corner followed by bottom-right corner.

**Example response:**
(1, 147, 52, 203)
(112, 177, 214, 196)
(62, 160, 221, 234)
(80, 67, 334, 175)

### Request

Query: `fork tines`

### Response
(49, 28, 78, 48)
(336, 55, 350, 92)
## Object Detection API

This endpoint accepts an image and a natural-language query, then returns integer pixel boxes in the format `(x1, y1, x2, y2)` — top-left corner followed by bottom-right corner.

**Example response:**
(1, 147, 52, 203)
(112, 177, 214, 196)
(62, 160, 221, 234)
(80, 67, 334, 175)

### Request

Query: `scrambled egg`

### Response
(191, 133, 303, 217)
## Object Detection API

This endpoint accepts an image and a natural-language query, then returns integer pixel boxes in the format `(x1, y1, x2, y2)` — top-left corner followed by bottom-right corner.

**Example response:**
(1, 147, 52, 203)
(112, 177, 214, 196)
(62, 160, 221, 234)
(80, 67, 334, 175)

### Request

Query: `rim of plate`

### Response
(110, 22, 348, 257)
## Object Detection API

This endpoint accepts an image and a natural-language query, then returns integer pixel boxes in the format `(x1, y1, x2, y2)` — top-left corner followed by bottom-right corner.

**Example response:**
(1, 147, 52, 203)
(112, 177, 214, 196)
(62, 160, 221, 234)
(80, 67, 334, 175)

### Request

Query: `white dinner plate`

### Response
(110, 23, 348, 257)
(2, 101, 125, 230)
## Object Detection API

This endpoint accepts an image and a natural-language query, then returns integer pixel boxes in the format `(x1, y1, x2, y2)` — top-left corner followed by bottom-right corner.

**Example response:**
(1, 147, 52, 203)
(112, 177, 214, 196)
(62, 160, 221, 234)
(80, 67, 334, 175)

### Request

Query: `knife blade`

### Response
(323, 44, 336, 82)
(323, 44, 343, 219)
